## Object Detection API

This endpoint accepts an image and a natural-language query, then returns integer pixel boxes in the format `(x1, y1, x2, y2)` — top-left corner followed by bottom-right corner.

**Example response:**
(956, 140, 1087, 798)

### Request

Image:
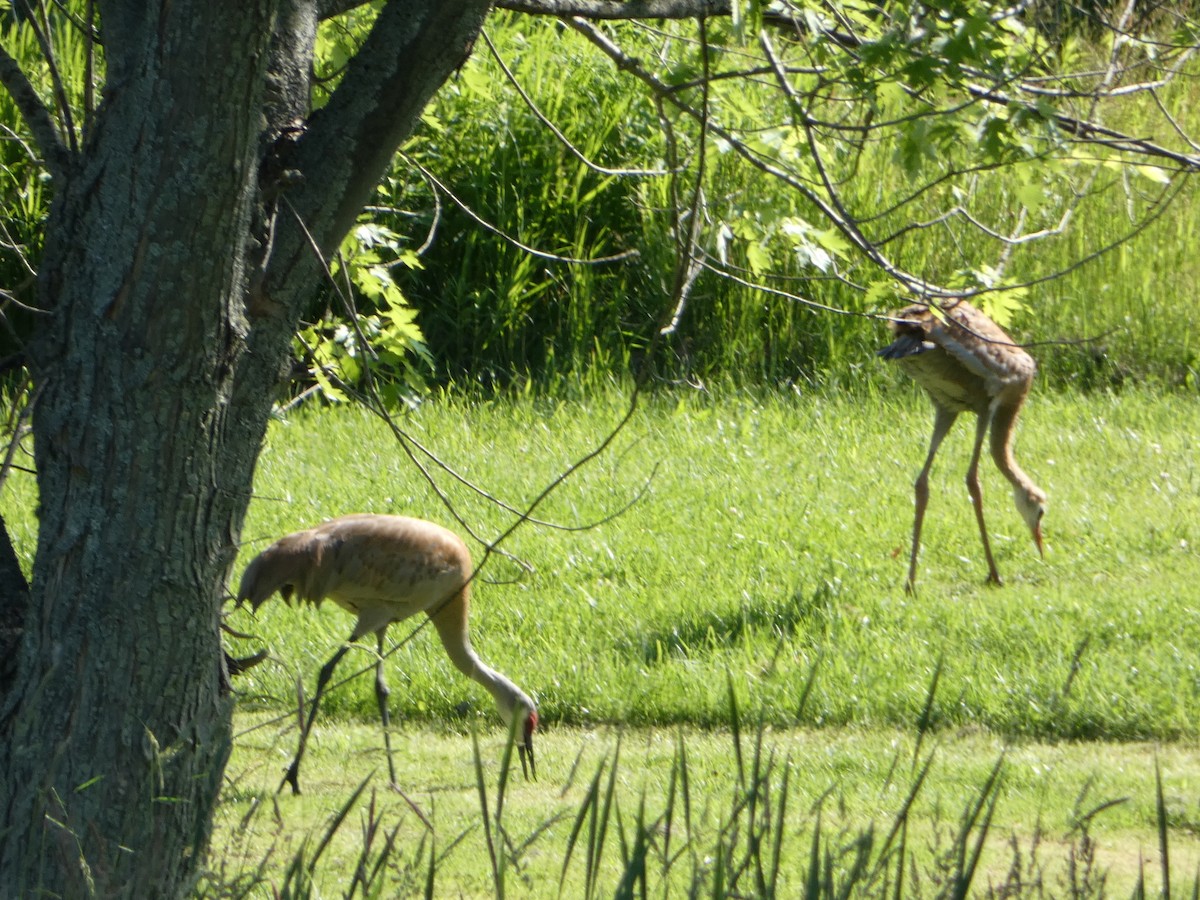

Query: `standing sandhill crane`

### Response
(878, 300, 1046, 591)
(236, 514, 537, 794)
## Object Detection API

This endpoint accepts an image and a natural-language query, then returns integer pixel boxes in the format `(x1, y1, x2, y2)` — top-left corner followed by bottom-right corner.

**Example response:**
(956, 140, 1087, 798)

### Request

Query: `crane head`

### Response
(496, 689, 538, 781)
(1013, 485, 1046, 558)
(235, 538, 312, 611)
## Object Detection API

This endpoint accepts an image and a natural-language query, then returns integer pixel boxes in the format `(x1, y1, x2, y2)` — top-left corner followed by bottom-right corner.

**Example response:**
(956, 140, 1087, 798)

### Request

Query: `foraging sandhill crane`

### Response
(878, 300, 1046, 591)
(236, 513, 537, 794)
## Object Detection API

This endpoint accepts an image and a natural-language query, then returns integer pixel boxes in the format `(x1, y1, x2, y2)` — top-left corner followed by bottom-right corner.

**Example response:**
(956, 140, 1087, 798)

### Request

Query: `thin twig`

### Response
(480, 28, 669, 178)
(408, 159, 641, 266)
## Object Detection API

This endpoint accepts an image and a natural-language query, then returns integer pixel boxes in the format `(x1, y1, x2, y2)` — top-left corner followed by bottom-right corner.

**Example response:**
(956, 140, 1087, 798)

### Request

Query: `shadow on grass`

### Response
(616, 580, 840, 665)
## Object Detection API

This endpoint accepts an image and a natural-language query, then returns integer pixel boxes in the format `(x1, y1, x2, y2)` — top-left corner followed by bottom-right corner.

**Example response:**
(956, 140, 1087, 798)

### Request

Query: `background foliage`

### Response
(377, 10, 1200, 393)
(3, 6, 1198, 395)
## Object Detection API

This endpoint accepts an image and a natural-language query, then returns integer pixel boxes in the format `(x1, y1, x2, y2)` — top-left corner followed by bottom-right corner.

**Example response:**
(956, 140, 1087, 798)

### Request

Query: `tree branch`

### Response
(964, 80, 1200, 171)
(567, 17, 948, 299)
(0, 43, 70, 178)
(497, 0, 728, 18)
(282, 0, 494, 262)
(410, 159, 640, 265)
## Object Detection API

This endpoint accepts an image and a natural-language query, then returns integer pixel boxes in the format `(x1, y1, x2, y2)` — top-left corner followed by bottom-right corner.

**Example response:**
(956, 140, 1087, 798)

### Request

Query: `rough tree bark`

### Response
(0, 0, 493, 895)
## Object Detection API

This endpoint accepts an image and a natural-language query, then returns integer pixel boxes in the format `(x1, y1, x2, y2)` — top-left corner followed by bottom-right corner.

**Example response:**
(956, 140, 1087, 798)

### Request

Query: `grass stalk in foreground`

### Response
(203, 714, 1198, 898)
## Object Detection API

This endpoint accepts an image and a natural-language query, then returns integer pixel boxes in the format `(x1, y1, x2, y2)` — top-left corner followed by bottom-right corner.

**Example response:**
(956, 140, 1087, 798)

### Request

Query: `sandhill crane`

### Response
(236, 513, 537, 794)
(878, 300, 1046, 591)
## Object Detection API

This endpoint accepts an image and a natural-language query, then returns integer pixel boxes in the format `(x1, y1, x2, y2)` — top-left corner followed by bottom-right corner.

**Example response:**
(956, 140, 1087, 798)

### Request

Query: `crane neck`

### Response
(990, 400, 1039, 494)
(438, 627, 532, 725)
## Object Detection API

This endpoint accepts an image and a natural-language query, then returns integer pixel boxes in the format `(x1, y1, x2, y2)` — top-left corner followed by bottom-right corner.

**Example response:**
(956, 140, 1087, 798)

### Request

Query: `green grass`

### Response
(3, 383, 1198, 894)
(213, 385, 1200, 742)
(206, 718, 1200, 897)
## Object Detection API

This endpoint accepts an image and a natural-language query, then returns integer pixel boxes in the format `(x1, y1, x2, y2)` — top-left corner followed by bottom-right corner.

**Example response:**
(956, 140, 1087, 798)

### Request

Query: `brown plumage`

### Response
(879, 300, 1046, 591)
(237, 514, 537, 794)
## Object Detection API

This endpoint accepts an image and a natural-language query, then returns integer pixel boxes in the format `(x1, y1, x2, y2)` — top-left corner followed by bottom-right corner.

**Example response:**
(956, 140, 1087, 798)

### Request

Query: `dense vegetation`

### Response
(3, 11, 1197, 396)
(364, 13, 1200, 393)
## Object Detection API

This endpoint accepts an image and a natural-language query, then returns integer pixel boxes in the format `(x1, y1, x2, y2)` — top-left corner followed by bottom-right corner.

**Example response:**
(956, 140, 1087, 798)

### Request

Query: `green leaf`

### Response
(864, 281, 896, 308)
(814, 228, 851, 258)
(1016, 181, 1045, 212)
(311, 365, 349, 404)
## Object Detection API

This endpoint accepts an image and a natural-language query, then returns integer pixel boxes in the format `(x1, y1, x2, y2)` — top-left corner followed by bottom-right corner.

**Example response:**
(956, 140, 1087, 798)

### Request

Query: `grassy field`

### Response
(3, 383, 1198, 895)
(217, 385, 1200, 739)
(222, 383, 1200, 894)
(208, 719, 1198, 897)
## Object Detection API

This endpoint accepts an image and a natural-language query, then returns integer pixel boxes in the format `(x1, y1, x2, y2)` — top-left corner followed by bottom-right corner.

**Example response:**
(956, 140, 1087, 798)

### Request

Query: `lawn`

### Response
(222, 385, 1200, 741)
(207, 384, 1199, 895)
(4, 383, 1198, 895)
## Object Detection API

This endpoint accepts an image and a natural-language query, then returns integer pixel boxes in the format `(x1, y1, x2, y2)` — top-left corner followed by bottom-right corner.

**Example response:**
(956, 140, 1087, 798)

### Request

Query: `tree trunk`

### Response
(0, 4, 276, 896)
(0, 515, 29, 696)
(0, 1, 494, 895)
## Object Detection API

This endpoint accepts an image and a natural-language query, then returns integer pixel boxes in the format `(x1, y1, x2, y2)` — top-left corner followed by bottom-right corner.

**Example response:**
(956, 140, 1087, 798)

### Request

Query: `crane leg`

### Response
(908, 407, 957, 593)
(374, 630, 399, 787)
(281, 643, 351, 795)
(967, 413, 1002, 585)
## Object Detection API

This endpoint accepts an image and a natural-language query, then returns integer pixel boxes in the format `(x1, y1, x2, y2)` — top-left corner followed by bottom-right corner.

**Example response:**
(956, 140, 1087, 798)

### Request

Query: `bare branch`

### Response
(658, 17, 711, 337)
(962, 81, 1200, 171)
(281, 197, 651, 545)
(410, 159, 641, 265)
(498, 0, 730, 19)
(32, 1, 76, 152)
(318, 0, 376, 19)
(0, 43, 70, 178)
(479, 28, 669, 177)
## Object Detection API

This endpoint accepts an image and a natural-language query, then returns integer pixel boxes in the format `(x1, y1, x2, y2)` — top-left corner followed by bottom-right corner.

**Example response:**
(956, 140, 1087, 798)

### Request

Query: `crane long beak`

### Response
(1034, 524, 1045, 558)
(519, 739, 536, 781)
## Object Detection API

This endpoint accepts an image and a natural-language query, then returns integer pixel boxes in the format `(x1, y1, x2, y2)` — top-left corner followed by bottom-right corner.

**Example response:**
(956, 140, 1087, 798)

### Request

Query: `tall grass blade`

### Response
(347, 789, 403, 899)
(277, 776, 370, 899)
(1132, 858, 1147, 899)
(950, 753, 1005, 900)
(305, 775, 370, 874)
(747, 720, 769, 895)
(794, 649, 823, 722)
(804, 805, 822, 900)
(586, 734, 623, 899)
(870, 749, 937, 881)
(470, 726, 503, 899)
(1156, 756, 1171, 900)
(557, 768, 598, 897)
(1061, 633, 1091, 699)
(557, 755, 605, 899)
(838, 830, 874, 899)
(660, 735, 680, 877)
(423, 834, 436, 900)
(766, 751, 790, 899)
(613, 793, 650, 900)
(893, 815, 908, 900)
(659, 731, 696, 886)
(727, 670, 745, 789)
